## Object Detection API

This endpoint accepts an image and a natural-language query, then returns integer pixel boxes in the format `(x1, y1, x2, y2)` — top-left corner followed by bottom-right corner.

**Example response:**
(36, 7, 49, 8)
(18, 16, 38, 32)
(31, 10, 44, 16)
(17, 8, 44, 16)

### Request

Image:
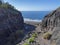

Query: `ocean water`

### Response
(21, 11, 50, 22)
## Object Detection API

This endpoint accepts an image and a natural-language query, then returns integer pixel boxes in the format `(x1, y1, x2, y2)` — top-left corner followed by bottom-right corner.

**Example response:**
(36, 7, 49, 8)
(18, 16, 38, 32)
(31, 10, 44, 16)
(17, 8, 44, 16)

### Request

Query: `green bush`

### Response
(23, 33, 37, 44)
(0, 2, 14, 9)
(43, 32, 52, 40)
(32, 33, 37, 37)
(23, 43, 29, 45)
(28, 37, 35, 43)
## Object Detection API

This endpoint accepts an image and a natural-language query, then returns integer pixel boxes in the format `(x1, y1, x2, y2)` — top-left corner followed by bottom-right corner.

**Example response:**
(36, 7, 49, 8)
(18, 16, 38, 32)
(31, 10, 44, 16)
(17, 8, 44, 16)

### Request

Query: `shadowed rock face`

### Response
(41, 7, 60, 45)
(0, 8, 24, 45)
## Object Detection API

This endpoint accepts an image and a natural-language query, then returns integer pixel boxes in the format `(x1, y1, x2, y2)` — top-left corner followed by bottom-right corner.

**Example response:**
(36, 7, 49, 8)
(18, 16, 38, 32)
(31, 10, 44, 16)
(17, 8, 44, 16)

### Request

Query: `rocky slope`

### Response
(0, 5, 24, 45)
(41, 7, 60, 45)
(17, 7, 60, 45)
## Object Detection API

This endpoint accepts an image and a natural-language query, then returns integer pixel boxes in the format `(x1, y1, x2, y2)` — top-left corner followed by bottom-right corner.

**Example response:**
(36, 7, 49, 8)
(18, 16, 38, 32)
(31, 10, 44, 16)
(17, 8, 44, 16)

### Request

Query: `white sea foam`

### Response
(24, 18, 42, 22)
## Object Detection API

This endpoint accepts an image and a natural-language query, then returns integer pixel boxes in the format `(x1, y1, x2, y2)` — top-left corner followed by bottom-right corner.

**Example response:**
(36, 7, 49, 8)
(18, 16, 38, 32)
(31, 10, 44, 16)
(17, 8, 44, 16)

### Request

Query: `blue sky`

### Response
(5, 0, 60, 11)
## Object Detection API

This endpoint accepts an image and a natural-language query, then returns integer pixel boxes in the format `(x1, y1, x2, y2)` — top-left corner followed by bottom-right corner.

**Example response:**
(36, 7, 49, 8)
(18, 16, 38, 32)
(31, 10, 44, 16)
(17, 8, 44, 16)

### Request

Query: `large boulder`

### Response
(0, 8, 24, 45)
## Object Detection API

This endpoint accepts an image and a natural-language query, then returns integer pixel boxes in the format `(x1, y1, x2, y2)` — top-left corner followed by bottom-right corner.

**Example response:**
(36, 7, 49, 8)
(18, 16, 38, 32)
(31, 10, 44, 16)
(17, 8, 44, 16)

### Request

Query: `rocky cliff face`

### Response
(41, 7, 60, 45)
(0, 8, 24, 45)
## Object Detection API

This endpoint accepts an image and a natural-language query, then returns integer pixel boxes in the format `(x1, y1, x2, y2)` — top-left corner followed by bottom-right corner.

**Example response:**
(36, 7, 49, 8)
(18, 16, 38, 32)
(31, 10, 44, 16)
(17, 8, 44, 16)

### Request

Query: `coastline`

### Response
(24, 18, 42, 22)
(24, 18, 42, 25)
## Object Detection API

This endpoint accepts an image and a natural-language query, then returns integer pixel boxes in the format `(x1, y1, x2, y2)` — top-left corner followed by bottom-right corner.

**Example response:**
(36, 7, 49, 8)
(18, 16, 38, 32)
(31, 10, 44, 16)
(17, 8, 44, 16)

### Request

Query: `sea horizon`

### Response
(21, 11, 50, 22)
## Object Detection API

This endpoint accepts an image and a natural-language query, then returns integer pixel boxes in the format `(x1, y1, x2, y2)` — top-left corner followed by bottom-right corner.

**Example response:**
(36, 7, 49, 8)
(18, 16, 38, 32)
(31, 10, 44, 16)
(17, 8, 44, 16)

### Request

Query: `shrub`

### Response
(23, 43, 29, 45)
(5, 2, 14, 9)
(16, 44, 19, 45)
(32, 33, 37, 37)
(43, 32, 52, 40)
(0, 2, 15, 9)
(28, 37, 35, 43)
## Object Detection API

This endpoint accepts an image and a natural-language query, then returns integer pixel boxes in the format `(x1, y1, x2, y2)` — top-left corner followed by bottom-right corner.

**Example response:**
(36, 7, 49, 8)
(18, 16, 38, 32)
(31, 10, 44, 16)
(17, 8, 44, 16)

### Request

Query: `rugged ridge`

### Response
(0, 8, 24, 45)
(41, 7, 60, 45)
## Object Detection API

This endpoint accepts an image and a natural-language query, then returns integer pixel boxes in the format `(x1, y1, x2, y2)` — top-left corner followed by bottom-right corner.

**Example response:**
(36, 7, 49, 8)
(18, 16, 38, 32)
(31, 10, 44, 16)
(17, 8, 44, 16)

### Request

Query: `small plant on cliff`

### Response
(32, 33, 37, 37)
(43, 32, 52, 40)
(1, 2, 14, 9)
(23, 43, 29, 45)
(28, 37, 35, 43)
(0, 0, 15, 9)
